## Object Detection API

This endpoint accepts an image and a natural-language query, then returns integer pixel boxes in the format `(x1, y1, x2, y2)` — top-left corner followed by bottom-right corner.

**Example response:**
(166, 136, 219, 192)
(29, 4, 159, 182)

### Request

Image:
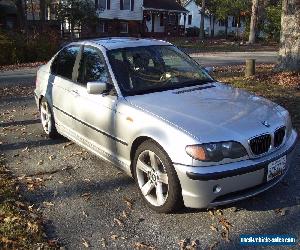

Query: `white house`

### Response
(91, 0, 188, 37)
(180, 0, 245, 37)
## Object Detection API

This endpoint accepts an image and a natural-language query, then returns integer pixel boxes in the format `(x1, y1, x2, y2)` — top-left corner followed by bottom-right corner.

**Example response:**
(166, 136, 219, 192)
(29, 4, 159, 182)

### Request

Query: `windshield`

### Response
(107, 45, 214, 96)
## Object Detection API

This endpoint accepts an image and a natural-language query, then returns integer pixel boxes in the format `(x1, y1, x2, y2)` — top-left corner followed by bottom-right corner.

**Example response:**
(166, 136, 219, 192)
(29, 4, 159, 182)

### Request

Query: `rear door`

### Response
(51, 45, 82, 130)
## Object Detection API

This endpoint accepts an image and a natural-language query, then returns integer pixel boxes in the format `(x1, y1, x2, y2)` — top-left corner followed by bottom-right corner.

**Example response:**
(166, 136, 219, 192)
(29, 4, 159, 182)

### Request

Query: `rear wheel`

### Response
(133, 140, 183, 213)
(40, 98, 59, 139)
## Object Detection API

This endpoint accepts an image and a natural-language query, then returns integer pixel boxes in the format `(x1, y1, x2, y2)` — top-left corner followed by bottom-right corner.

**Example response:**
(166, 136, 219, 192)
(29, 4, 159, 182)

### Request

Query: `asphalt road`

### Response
(1, 73, 299, 249)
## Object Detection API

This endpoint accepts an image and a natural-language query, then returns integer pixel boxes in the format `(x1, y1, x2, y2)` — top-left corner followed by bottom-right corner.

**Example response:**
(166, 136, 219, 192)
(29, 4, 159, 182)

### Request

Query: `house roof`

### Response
(143, 0, 188, 12)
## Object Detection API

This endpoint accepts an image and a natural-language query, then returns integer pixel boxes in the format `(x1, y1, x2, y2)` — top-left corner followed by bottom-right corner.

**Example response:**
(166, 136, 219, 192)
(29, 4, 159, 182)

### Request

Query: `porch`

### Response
(142, 0, 188, 37)
(142, 10, 186, 37)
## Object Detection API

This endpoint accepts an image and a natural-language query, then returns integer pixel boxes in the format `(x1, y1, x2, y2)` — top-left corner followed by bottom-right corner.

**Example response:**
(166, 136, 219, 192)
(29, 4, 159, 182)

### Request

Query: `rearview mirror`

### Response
(204, 67, 214, 74)
(87, 81, 107, 94)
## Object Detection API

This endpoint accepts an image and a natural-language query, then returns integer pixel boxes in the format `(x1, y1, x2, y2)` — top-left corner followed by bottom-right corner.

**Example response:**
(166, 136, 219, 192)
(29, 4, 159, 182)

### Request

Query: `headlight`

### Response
(186, 141, 247, 162)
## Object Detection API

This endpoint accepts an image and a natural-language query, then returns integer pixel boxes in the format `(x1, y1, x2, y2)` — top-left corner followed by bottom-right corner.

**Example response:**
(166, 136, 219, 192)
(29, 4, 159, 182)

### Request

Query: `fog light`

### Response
(213, 185, 222, 194)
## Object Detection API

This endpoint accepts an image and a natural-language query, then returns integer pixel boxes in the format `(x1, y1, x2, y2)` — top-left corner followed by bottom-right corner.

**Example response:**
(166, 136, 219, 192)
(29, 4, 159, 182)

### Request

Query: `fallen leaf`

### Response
(210, 225, 218, 232)
(37, 160, 44, 165)
(63, 142, 74, 149)
(114, 218, 124, 227)
(219, 217, 232, 231)
(178, 239, 189, 249)
(215, 209, 223, 216)
(209, 241, 220, 250)
(81, 193, 92, 200)
(111, 234, 118, 240)
(43, 201, 54, 207)
(15, 201, 26, 208)
(49, 155, 56, 161)
(121, 210, 128, 219)
(82, 238, 90, 248)
(274, 208, 288, 216)
(123, 197, 133, 209)
(208, 210, 214, 217)
(27, 221, 39, 233)
(133, 242, 155, 249)
(221, 230, 230, 242)
(101, 238, 107, 248)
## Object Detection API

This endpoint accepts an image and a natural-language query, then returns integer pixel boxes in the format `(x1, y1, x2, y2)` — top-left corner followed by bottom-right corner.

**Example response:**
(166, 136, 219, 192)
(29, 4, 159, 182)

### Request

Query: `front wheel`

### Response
(133, 140, 183, 213)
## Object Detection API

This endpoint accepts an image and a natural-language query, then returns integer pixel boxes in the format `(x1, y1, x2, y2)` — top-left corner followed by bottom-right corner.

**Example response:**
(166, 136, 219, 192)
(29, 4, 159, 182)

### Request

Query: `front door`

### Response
(71, 45, 122, 157)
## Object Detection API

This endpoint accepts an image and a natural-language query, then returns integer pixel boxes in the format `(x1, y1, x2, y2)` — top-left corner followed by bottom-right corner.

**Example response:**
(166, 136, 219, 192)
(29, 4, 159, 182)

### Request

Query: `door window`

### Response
(77, 47, 109, 85)
(51, 46, 80, 80)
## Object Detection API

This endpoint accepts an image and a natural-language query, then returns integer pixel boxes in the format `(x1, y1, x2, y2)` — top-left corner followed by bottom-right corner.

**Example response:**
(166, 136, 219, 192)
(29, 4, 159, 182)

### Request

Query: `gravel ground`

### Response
(1, 84, 299, 250)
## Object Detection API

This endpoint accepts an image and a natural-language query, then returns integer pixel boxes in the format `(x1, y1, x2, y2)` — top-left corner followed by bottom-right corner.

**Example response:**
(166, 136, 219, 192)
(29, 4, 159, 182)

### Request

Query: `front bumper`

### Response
(174, 130, 298, 208)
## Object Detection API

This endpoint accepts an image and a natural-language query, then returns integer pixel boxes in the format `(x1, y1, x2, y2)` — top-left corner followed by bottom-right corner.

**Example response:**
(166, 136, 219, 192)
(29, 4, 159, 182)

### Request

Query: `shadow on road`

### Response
(0, 118, 40, 127)
(1, 137, 68, 151)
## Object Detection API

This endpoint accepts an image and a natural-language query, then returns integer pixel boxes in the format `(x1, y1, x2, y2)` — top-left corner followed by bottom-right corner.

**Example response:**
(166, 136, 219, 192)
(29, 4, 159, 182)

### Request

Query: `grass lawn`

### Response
(212, 64, 300, 132)
(168, 37, 278, 53)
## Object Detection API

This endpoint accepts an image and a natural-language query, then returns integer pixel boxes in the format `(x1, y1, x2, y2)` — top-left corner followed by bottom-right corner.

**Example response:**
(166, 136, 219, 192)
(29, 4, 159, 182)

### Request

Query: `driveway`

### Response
(0, 76, 299, 249)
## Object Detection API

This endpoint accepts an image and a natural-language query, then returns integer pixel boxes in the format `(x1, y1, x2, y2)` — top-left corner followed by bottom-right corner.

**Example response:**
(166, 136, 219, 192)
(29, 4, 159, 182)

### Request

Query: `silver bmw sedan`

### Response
(34, 38, 298, 213)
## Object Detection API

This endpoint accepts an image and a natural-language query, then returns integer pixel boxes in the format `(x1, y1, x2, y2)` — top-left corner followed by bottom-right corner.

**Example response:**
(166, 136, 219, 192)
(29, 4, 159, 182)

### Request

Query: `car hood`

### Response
(125, 82, 285, 142)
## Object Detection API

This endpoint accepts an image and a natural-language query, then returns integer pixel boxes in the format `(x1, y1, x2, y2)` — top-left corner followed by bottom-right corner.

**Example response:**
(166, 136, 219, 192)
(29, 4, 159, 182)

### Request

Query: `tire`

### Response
(40, 97, 59, 139)
(133, 140, 183, 213)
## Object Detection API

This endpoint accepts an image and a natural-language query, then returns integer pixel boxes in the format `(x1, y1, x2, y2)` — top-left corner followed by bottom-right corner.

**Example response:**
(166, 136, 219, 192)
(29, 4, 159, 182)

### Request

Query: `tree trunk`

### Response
(277, 0, 300, 72)
(211, 15, 215, 38)
(248, 0, 259, 44)
(199, 0, 205, 40)
(15, 0, 27, 32)
(224, 17, 228, 39)
(40, 0, 46, 21)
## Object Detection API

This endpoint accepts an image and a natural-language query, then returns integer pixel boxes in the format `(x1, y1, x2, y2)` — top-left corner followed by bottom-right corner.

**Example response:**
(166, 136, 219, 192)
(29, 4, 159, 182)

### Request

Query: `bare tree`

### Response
(14, 0, 27, 31)
(277, 0, 300, 72)
(248, 0, 259, 44)
(199, 0, 206, 40)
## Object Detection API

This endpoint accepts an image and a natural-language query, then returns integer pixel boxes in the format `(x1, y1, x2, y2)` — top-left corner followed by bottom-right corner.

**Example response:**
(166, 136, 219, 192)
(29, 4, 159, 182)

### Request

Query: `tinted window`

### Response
(51, 46, 80, 80)
(78, 47, 109, 85)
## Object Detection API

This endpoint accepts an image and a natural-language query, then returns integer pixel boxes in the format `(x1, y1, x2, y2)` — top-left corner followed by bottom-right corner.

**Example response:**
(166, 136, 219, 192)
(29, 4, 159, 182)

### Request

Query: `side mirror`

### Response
(87, 81, 107, 94)
(204, 67, 214, 74)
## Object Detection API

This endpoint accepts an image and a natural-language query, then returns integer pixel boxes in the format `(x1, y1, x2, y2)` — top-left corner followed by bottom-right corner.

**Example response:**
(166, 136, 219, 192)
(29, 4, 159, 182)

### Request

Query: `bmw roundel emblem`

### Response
(261, 121, 270, 127)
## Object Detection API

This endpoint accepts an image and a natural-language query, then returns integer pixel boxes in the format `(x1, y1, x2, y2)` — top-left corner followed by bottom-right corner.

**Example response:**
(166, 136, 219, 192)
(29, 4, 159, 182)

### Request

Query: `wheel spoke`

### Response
(149, 151, 158, 170)
(156, 182, 165, 206)
(137, 159, 152, 174)
(141, 180, 154, 196)
(157, 172, 168, 184)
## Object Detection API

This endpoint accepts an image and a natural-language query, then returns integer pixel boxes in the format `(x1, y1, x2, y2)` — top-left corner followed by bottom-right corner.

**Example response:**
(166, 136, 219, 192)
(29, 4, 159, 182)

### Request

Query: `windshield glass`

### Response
(107, 45, 214, 96)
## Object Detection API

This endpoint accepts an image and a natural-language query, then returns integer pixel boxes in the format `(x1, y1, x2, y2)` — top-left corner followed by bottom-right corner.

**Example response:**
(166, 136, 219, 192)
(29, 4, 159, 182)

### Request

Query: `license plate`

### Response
(267, 155, 286, 181)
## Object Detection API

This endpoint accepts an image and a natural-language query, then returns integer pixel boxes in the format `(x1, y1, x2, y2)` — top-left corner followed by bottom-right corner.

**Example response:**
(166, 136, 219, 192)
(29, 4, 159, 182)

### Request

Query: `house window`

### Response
(188, 15, 192, 25)
(168, 14, 176, 25)
(160, 14, 164, 26)
(122, 0, 130, 10)
(120, 22, 128, 33)
(218, 20, 225, 26)
(232, 16, 239, 27)
(99, 0, 106, 9)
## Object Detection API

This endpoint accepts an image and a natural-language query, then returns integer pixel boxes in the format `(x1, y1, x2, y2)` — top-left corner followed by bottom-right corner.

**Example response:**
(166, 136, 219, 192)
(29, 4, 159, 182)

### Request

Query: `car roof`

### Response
(79, 37, 172, 50)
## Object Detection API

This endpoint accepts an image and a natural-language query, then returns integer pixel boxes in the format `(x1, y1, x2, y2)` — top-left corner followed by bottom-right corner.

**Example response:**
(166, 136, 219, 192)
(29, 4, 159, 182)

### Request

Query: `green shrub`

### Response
(186, 26, 200, 37)
(262, 5, 281, 42)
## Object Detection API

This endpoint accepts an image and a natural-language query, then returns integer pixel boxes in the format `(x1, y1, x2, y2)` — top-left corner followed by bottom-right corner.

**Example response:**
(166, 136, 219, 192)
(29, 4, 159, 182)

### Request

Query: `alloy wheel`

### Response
(40, 101, 51, 134)
(136, 150, 169, 207)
